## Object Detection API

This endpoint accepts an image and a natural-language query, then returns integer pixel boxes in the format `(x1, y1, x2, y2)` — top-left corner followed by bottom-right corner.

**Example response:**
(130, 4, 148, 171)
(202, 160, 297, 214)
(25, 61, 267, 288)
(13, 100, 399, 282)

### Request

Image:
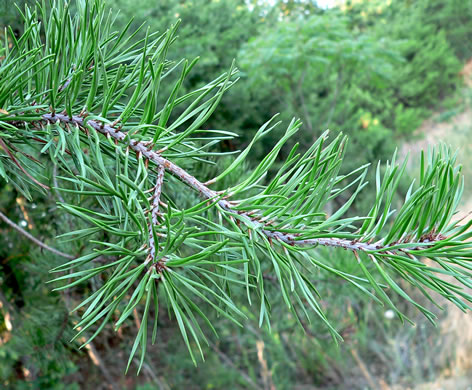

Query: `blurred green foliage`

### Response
(0, 183, 80, 389)
(0, 1, 34, 34)
(1, 0, 471, 388)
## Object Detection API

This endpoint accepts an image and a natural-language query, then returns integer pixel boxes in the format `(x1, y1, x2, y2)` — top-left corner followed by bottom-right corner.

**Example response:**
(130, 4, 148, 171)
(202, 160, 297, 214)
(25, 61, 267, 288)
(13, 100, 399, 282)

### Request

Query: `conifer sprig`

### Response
(1, 0, 472, 373)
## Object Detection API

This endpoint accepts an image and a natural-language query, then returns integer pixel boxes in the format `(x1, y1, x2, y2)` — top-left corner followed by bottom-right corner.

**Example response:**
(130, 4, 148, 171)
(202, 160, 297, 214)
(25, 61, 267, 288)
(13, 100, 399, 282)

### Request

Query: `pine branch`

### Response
(40, 111, 459, 258)
(2, 0, 472, 372)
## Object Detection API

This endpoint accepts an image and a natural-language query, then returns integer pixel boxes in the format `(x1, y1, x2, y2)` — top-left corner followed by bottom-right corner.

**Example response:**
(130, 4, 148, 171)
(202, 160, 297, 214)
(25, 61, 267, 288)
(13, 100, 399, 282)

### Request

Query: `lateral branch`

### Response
(146, 164, 166, 271)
